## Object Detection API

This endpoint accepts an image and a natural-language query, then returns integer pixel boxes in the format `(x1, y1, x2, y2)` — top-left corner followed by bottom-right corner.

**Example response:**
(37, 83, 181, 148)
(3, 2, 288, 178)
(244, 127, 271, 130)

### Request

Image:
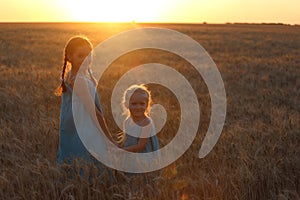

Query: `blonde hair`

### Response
(122, 84, 152, 117)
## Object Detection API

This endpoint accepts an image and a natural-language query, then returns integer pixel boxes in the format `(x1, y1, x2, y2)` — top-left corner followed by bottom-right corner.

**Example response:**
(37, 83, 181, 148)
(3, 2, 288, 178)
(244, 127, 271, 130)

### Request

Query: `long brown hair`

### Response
(54, 36, 93, 96)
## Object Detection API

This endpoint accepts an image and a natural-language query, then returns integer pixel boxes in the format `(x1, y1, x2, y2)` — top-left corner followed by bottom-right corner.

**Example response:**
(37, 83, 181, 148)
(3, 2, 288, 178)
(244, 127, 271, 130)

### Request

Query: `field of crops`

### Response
(0, 22, 299, 199)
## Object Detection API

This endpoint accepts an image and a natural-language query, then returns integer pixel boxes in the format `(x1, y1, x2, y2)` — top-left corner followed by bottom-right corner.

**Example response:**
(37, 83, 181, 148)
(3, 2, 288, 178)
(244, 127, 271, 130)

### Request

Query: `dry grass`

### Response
(0, 23, 299, 199)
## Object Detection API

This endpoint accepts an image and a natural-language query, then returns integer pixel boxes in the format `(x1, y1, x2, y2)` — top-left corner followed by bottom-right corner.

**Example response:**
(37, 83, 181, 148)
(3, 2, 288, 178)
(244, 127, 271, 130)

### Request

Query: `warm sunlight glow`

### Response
(60, 0, 171, 22)
(0, 0, 299, 24)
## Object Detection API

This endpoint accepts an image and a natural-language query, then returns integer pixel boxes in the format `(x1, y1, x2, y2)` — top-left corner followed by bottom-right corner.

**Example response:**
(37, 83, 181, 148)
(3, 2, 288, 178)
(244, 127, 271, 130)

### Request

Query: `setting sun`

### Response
(60, 0, 171, 22)
(0, 0, 299, 24)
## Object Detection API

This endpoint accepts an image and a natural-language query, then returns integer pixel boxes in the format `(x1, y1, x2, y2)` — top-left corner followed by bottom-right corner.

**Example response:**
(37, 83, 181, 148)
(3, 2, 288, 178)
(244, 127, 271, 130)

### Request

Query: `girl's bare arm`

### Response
(73, 76, 116, 144)
(123, 120, 152, 152)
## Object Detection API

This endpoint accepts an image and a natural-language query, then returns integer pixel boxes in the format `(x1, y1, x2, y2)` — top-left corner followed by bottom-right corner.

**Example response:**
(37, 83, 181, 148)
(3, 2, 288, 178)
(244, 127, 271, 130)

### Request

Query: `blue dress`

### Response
(57, 76, 103, 166)
(123, 117, 160, 195)
(124, 117, 160, 153)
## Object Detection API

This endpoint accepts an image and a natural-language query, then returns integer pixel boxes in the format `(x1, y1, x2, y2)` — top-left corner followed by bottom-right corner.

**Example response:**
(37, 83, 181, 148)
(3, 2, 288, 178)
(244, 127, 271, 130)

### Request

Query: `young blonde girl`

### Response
(120, 84, 160, 197)
(121, 84, 159, 153)
(55, 36, 115, 172)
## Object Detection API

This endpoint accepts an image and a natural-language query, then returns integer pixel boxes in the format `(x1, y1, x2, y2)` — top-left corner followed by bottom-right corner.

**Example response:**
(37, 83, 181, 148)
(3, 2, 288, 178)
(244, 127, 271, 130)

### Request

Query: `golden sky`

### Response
(0, 0, 299, 24)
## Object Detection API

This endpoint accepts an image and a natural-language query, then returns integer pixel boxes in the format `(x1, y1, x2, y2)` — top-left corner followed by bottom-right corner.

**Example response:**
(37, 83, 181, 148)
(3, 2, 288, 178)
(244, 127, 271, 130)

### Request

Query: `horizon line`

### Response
(0, 21, 299, 26)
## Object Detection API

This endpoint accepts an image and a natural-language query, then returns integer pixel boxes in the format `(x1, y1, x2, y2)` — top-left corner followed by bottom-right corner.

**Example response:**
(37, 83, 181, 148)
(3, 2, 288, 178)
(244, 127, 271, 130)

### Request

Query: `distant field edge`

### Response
(0, 21, 299, 26)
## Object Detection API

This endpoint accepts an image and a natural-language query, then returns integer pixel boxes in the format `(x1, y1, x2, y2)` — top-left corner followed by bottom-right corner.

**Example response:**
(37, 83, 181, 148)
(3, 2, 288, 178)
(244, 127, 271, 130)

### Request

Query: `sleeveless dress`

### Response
(124, 117, 160, 153)
(123, 117, 160, 196)
(57, 75, 104, 167)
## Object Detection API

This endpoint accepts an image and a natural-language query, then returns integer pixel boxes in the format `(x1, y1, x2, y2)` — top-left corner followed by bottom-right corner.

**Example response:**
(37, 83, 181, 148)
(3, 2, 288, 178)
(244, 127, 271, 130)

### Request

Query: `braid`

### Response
(61, 54, 68, 93)
(54, 50, 68, 96)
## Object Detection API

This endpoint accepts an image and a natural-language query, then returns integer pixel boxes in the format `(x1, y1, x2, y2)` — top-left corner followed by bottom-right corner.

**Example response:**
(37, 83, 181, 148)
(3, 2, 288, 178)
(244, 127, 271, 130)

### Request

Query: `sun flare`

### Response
(60, 0, 170, 22)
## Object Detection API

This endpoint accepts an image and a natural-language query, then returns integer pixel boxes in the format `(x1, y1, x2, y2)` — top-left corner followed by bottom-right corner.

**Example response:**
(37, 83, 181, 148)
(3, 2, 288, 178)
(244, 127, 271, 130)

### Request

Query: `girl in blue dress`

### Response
(55, 36, 115, 179)
(120, 84, 160, 197)
(121, 84, 159, 153)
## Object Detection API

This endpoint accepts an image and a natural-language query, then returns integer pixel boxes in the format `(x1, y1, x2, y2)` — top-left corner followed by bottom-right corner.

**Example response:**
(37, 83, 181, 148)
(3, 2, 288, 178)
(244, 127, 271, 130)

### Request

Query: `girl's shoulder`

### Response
(76, 72, 91, 82)
(125, 116, 151, 127)
(65, 71, 88, 83)
(75, 73, 96, 86)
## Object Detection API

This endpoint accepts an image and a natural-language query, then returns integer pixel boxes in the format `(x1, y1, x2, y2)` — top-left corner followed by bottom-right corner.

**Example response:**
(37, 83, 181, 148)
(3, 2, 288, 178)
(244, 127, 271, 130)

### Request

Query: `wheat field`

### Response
(0, 23, 299, 199)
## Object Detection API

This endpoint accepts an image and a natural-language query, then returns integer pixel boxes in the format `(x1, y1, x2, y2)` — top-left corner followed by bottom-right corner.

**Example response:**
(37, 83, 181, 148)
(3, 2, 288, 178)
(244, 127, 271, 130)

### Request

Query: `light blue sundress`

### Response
(57, 75, 104, 167)
(123, 117, 161, 196)
(124, 117, 160, 153)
